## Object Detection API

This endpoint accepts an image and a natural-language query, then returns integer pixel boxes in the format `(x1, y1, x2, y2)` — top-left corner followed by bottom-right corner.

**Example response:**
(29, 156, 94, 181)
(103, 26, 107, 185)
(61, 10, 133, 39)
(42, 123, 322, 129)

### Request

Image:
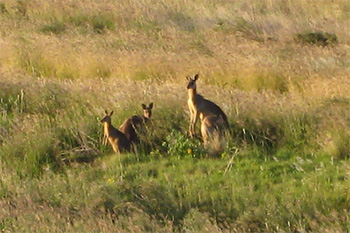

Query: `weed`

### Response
(15, 0, 27, 17)
(168, 10, 196, 32)
(190, 39, 214, 56)
(321, 129, 350, 160)
(68, 12, 89, 27)
(91, 14, 115, 34)
(0, 2, 8, 14)
(39, 19, 66, 34)
(19, 49, 56, 78)
(92, 63, 111, 79)
(234, 17, 263, 42)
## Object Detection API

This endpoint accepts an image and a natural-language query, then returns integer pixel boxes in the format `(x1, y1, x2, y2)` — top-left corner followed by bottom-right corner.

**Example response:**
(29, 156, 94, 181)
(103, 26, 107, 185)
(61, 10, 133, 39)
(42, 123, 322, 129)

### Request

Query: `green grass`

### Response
(0, 77, 349, 231)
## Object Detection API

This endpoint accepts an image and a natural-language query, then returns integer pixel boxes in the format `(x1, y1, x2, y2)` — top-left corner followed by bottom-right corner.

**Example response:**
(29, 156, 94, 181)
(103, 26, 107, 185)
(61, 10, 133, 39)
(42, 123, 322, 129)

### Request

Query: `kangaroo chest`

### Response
(188, 97, 205, 119)
(187, 97, 196, 110)
(103, 123, 111, 138)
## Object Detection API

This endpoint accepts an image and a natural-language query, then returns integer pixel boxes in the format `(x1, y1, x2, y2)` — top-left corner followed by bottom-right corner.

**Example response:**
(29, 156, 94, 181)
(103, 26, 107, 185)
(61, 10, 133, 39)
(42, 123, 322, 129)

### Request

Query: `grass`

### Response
(0, 0, 350, 232)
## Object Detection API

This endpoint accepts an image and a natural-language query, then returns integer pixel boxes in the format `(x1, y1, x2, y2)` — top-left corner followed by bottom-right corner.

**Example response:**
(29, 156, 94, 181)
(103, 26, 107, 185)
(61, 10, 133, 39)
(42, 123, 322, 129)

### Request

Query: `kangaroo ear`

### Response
(142, 104, 146, 109)
(194, 74, 199, 80)
(110, 111, 114, 116)
(105, 110, 108, 115)
(186, 76, 191, 81)
(149, 103, 153, 109)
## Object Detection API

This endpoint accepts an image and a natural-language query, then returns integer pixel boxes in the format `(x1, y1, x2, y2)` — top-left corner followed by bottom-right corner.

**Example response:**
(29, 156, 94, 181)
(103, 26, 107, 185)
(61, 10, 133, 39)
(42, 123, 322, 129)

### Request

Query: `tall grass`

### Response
(0, 0, 349, 231)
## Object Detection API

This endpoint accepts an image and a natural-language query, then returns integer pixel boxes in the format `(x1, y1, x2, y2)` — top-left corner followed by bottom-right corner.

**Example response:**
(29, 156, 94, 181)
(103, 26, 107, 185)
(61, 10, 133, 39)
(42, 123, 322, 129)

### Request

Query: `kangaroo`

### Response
(186, 74, 228, 138)
(118, 103, 153, 145)
(201, 114, 226, 145)
(101, 110, 130, 153)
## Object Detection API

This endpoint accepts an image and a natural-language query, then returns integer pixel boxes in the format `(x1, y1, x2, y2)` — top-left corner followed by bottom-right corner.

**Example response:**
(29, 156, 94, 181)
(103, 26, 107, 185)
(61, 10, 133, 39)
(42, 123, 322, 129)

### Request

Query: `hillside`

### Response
(0, 0, 350, 232)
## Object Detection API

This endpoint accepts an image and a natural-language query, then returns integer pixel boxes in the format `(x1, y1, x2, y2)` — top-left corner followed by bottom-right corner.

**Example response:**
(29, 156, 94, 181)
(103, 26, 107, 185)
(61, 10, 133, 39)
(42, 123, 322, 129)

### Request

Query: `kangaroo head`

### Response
(186, 74, 199, 90)
(101, 110, 113, 124)
(142, 103, 153, 118)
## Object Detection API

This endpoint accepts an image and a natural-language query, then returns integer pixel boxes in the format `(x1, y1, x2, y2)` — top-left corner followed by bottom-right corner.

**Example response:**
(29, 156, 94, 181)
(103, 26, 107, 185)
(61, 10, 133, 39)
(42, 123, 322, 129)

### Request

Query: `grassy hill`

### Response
(0, 0, 349, 232)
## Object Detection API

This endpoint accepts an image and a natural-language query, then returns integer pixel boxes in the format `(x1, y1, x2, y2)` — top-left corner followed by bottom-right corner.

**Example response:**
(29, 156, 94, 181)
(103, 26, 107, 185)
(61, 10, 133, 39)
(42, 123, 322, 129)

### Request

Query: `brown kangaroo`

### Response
(101, 110, 130, 153)
(186, 74, 228, 138)
(201, 114, 227, 145)
(118, 103, 153, 145)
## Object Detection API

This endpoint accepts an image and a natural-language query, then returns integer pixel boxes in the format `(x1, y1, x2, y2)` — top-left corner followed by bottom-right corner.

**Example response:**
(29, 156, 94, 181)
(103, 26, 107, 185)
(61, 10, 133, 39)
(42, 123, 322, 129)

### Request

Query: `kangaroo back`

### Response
(199, 97, 229, 127)
(119, 103, 153, 145)
(119, 115, 144, 145)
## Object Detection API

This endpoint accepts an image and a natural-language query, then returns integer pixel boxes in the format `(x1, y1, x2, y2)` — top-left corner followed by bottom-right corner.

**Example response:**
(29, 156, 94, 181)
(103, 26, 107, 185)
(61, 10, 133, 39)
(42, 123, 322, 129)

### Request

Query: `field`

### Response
(0, 0, 350, 232)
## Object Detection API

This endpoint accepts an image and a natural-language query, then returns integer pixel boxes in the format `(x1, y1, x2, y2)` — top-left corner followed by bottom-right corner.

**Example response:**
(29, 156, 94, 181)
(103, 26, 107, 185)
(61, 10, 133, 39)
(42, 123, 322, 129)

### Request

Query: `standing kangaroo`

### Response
(101, 110, 130, 153)
(187, 74, 229, 138)
(118, 103, 153, 145)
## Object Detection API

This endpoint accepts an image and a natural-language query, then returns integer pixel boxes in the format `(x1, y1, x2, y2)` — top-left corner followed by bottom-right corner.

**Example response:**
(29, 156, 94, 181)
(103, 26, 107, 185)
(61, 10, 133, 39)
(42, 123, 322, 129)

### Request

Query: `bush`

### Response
(162, 130, 205, 158)
(294, 32, 338, 46)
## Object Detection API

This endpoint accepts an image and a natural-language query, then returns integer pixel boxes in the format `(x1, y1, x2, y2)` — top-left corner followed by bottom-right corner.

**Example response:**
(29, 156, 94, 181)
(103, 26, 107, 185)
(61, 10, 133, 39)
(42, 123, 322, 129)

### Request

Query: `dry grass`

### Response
(1, 0, 349, 82)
